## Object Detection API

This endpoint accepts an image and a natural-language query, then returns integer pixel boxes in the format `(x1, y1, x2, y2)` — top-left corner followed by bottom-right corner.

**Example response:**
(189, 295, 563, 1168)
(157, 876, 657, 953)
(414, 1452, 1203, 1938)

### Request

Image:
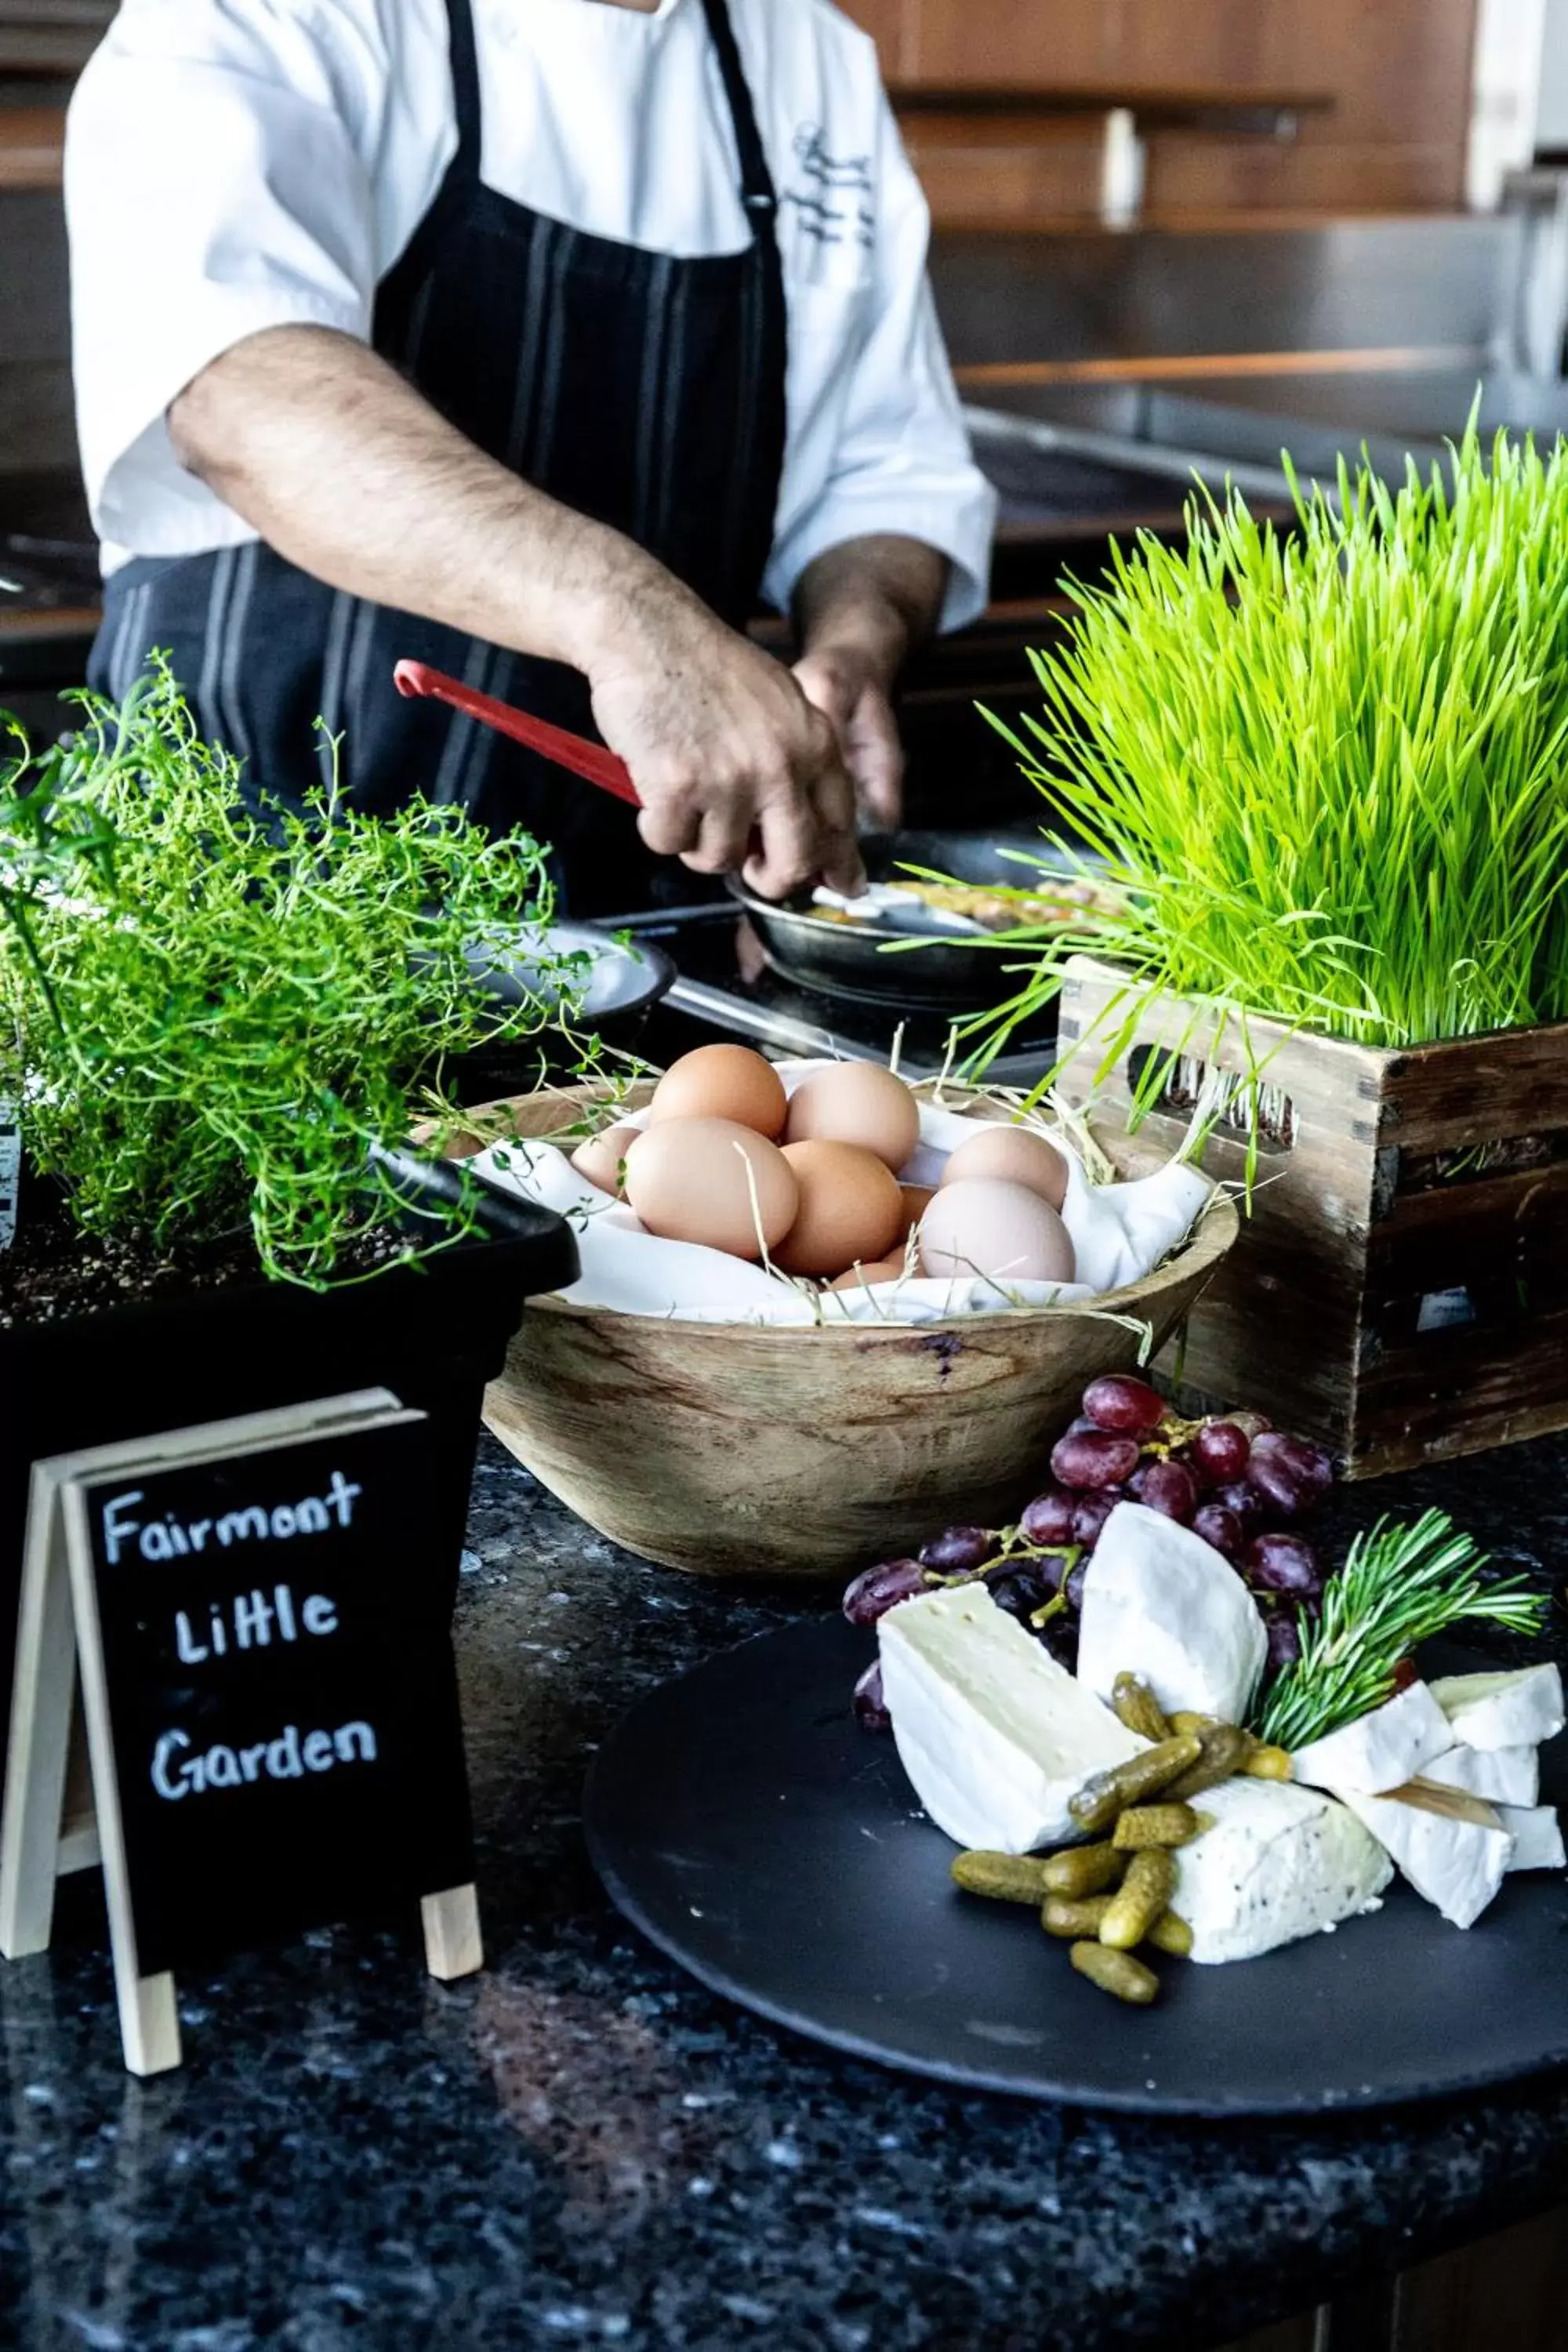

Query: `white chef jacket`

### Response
(64, 0, 996, 626)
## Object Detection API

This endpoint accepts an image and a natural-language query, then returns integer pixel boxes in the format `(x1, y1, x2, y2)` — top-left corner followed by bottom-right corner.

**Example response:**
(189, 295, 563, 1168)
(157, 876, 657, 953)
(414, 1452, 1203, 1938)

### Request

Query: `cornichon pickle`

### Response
(951, 1852, 1053, 1905)
(1112, 1802, 1201, 1849)
(1166, 1722, 1250, 1801)
(1146, 1909, 1194, 1958)
(1069, 1734, 1203, 1835)
(1111, 1671, 1173, 1744)
(1040, 1841, 1125, 1899)
(1042, 1893, 1115, 1938)
(1241, 1742, 1294, 1781)
(1069, 1941, 1160, 2005)
(1169, 1710, 1219, 1740)
(1099, 1848, 1177, 1949)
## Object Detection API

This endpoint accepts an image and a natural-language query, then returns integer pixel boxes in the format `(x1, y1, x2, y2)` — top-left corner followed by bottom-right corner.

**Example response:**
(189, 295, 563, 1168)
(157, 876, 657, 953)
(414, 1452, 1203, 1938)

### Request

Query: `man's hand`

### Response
(791, 644, 903, 834)
(588, 589, 862, 901)
(791, 535, 950, 837)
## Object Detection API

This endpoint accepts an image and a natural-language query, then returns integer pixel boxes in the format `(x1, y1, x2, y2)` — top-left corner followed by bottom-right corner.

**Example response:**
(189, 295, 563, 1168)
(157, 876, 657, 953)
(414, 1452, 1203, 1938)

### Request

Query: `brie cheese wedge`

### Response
(1077, 1502, 1267, 1723)
(1290, 1682, 1454, 1796)
(1428, 1664, 1565, 1751)
(1171, 1778, 1392, 1965)
(1334, 1786, 1513, 1928)
(1424, 1743, 1540, 1806)
(877, 1584, 1145, 1853)
(1499, 1804, 1566, 1872)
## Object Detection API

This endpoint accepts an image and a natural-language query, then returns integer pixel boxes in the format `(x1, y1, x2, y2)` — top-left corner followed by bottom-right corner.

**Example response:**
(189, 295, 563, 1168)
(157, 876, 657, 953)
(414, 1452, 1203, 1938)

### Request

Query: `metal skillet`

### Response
(388, 668, 1098, 1013)
(726, 827, 1106, 1011)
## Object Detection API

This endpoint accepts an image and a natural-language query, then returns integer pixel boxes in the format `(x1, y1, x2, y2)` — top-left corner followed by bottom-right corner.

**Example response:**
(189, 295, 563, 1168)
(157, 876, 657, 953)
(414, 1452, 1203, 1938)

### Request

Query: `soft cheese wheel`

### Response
(919, 1178, 1076, 1287)
(939, 1124, 1068, 1210)
(648, 1045, 786, 1138)
(878, 1583, 1145, 1853)
(1171, 1778, 1392, 1963)
(784, 1062, 920, 1171)
(773, 1142, 902, 1277)
(623, 1117, 798, 1260)
(570, 1122, 641, 1197)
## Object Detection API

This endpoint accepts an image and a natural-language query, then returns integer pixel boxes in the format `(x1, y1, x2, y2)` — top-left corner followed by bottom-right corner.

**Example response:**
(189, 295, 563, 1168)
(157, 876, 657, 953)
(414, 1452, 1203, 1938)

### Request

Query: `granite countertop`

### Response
(3, 1432, 1568, 2352)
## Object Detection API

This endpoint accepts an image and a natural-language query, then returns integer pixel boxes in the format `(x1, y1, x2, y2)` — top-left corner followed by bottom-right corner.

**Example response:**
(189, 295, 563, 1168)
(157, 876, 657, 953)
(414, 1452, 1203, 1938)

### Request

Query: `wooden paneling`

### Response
(902, 116, 1109, 229)
(843, 0, 1480, 220)
(1144, 137, 1468, 216)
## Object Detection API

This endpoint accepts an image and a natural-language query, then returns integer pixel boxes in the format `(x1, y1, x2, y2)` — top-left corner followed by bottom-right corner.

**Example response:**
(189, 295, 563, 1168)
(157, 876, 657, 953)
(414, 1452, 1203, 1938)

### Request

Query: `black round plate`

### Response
(585, 1617, 1568, 2116)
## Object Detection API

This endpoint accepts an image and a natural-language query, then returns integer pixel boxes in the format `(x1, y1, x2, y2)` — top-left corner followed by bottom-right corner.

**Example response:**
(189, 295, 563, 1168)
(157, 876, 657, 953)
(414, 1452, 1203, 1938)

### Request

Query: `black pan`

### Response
(725, 828, 1102, 1011)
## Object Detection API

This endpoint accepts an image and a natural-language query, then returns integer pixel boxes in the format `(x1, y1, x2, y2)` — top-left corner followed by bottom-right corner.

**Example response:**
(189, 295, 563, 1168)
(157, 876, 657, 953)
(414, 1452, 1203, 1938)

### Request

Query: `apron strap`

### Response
(696, 0, 780, 233)
(443, 0, 484, 182)
(441, 0, 776, 234)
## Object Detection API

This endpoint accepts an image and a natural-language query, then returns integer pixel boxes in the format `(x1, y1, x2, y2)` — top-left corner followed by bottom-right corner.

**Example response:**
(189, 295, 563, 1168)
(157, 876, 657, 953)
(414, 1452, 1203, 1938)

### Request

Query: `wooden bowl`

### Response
(445, 1083, 1239, 1579)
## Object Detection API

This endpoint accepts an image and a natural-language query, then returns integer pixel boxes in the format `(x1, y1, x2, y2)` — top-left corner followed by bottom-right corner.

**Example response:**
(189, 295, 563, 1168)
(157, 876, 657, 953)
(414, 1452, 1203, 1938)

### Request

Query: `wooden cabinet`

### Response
(842, 0, 1479, 222)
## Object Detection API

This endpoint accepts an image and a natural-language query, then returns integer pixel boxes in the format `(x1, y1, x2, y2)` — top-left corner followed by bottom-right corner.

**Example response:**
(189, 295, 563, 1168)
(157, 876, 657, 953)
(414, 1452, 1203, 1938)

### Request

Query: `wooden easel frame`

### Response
(0, 1392, 484, 2076)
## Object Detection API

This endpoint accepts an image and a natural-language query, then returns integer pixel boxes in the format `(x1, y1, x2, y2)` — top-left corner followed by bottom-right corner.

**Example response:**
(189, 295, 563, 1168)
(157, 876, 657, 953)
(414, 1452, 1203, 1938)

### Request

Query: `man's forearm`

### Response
(792, 535, 949, 686)
(166, 322, 866, 897)
(169, 322, 675, 673)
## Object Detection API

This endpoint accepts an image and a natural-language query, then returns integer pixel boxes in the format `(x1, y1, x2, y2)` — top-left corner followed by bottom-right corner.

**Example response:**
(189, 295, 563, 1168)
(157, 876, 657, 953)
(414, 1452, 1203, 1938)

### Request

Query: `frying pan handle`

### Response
(394, 659, 642, 808)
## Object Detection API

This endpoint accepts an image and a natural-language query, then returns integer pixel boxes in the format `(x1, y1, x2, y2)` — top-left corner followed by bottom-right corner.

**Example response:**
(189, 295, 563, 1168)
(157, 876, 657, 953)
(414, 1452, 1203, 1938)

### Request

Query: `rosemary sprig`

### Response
(1255, 1510, 1548, 1751)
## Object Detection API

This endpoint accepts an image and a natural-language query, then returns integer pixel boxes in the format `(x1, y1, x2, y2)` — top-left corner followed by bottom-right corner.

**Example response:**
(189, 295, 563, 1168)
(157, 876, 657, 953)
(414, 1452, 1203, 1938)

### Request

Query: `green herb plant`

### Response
(1255, 1509, 1548, 1751)
(963, 424, 1568, 1089)
(0, 661, 586, 1287)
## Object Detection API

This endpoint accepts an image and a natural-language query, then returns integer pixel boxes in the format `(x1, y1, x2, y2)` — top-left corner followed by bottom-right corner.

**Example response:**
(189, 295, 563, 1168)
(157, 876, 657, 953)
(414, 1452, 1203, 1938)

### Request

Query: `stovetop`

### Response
(611, 900, 1058, 1085)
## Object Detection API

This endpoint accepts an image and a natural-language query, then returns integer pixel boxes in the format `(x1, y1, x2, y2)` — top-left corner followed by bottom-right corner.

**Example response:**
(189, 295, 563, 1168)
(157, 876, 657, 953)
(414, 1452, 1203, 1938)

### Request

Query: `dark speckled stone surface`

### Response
(4, 1432, 1568, 2352)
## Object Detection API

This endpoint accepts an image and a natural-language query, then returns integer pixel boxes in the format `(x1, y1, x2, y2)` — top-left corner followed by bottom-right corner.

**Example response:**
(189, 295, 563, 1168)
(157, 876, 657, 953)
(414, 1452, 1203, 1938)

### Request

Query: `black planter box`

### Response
(0, 1210, 579, 1778)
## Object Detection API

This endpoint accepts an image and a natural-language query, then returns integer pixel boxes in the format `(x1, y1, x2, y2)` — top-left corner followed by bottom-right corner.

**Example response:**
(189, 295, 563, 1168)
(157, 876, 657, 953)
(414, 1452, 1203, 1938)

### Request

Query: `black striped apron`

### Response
(90, 0, 787, 917)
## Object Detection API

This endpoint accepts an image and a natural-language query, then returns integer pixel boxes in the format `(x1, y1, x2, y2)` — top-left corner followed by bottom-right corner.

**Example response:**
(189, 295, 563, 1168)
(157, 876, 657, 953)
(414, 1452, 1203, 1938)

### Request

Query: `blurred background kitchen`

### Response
(4, 0, 1566, 797)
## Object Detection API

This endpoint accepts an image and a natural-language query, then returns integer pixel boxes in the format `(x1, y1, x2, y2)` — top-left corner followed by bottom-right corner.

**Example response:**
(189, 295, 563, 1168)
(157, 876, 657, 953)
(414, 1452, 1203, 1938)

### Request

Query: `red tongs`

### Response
(394, 659, 641, 808)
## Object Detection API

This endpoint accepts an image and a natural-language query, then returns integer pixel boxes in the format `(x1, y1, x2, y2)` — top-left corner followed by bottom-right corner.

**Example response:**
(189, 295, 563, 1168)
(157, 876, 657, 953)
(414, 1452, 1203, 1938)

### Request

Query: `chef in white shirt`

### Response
(64, 0, 996, 913)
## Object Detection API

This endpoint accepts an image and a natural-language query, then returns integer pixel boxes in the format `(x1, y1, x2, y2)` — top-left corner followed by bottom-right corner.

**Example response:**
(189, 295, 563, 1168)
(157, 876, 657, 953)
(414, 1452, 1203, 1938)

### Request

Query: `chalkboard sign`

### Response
(0, 1392, 484, 2075)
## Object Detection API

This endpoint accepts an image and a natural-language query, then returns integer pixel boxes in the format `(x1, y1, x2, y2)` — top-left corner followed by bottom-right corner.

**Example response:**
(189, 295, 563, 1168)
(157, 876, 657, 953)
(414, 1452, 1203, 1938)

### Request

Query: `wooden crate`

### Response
(1055, 956, 1568, 1479)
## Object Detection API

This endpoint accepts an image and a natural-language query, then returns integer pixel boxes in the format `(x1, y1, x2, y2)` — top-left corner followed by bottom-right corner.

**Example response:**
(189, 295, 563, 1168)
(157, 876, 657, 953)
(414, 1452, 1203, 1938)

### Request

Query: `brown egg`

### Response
(828, 1253, 912, 1291)
(783, 1063, 920, 1172)
(624, 1117, 798, 1260)
(773, 1142, 904, 1277)
(919, 1178, 1076, 1287)
(939, 1124, 1069, 1210)
(898, 1182, 936, 1239)
(570, 1122, 641, 1197)
(648, 1045, 786, 1138)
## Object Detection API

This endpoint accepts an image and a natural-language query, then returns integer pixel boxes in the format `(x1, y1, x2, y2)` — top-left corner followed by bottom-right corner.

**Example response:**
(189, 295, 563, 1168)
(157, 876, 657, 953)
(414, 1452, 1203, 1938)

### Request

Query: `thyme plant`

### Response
(0, 663, 583, 1286)
(967, 426, 1568, 1073)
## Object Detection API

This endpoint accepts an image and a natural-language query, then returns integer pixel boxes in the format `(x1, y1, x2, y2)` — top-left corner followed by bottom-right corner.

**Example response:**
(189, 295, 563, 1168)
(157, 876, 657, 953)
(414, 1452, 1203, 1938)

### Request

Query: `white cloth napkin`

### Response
(473, 1059, 1213, 1325)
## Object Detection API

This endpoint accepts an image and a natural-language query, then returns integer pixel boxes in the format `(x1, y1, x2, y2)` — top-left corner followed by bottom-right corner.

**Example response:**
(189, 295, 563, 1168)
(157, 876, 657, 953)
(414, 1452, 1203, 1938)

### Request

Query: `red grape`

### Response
(1041, 1617, 1080, 1668)
(1265, 1610, 1302, 1670)
(1189, 1420, 1251, 1486)
(1051, 1429, 1142, 1490)
(1227, 1411, 1273, 1443)
(853, 1659, 891, 1731)
(1128, 1458, 1198, 1523)
(1245, 1532, 1323, 1599)
(842, 1559, 926, 1627)
(1081, 1374, 1167, 1434)
(1212, 1479, 1265, 1536)
(1191, 1502, 1245, 1562)
(1247, 1433, 1334, 1519)
(1020, 1486, 1077, 1546)
(1070, 1491, 1119, 1550)
(919, 1524, 998, 1574)
(1064, 1554, 1091, 1608)
(985, 1567, 1053, 1623)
